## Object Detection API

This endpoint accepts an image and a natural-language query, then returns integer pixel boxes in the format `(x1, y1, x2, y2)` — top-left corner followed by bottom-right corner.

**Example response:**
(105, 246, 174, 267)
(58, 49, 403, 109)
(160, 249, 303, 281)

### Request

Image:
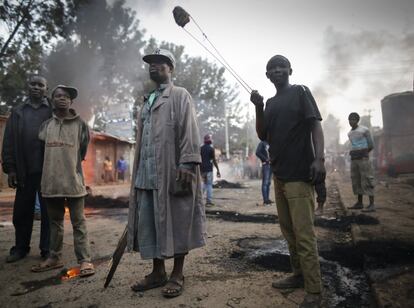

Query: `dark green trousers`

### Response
(274, 177, 322, 293)
(45, 197, 91, 263)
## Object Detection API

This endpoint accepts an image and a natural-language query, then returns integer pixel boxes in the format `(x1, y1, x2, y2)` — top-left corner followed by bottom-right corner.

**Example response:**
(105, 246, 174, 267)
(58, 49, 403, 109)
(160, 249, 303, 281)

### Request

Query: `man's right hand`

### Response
(8, 172, 17, 189)
(250, 90, 264, 107)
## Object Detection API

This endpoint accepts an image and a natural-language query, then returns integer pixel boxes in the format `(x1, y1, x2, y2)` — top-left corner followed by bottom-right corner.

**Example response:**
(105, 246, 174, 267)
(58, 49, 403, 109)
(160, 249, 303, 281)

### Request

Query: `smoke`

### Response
(313, 27, 414, 141)
(121, 0, 168, 13)
(43, 0, 147, 123)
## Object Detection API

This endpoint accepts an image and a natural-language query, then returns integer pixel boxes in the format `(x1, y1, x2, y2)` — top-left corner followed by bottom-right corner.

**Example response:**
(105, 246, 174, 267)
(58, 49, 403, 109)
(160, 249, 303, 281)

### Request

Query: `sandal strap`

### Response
(144, 272, 167, 281)
(167, 277, 184, 288)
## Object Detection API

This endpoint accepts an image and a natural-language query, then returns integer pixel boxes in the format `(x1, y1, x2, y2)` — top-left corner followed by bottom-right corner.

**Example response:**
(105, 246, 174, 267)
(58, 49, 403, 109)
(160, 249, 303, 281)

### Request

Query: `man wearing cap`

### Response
(2, 75, 51, 263)
(200, 134, 221, 206)
(32, 85, 94, 276)
(250, 55, 325, 307)
(127, 48, 206, 298)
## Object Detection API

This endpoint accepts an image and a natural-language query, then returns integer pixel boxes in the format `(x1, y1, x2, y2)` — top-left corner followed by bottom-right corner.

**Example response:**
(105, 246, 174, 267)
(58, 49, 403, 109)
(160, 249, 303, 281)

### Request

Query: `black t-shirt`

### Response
(264, 85, 322, 182)
(200, 144, 214, 172)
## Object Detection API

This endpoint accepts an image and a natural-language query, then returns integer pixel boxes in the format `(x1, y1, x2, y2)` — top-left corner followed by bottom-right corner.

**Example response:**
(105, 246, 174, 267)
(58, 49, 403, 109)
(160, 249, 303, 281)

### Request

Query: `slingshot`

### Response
(173, 6, 253, 95)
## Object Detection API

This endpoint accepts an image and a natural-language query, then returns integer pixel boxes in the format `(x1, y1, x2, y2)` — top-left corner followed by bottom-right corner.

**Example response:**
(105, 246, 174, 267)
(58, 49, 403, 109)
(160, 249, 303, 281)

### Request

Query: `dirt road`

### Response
(0, 176, 412, 307)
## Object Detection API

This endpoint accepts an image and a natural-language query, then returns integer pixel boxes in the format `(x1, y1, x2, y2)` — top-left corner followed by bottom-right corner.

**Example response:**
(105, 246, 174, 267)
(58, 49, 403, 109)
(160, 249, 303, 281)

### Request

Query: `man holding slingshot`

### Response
(175, 7, 325, 306)
(250, 55, 325, 308)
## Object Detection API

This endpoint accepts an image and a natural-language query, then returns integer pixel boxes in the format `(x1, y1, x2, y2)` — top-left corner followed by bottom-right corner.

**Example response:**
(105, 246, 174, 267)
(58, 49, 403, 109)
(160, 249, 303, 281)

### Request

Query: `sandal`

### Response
(131, 272, 168, 292)
(31, 258, 64, 272)
(162, 277, 185, 298)
(80, 262, 95, 277)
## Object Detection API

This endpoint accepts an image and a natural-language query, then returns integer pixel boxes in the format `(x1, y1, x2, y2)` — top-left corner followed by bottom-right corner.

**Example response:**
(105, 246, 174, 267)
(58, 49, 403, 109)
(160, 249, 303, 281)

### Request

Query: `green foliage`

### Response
(0, 0, 77, 111)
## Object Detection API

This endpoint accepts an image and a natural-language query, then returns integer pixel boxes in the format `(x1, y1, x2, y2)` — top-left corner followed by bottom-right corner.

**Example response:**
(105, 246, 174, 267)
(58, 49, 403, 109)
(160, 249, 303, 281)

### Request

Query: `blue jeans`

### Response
(262, 164, 271, 203)
(202, 171, 213, 203)
(34, 193, 41, 214)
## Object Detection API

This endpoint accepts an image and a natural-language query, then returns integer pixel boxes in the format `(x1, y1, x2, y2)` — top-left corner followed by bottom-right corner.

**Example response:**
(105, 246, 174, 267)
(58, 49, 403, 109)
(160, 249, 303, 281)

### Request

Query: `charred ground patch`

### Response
(315, 214, 379, 231)
(213, 180, 247, 189)
(85, 195, 129, 208)
(206, 210, 277, 223)
(226, 237, 373, 307)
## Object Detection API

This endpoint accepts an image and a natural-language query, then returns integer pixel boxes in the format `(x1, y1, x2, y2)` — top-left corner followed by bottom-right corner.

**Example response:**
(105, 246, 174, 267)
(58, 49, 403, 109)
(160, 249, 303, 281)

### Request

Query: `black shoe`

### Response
(6, 252, 27, 263)
(348, 202, 363, 210)
(272, 274, 304, 289)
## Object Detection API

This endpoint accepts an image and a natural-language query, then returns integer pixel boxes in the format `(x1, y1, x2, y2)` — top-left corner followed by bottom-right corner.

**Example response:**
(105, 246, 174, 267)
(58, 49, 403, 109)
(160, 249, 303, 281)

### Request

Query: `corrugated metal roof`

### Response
(90, 130, 135, 144)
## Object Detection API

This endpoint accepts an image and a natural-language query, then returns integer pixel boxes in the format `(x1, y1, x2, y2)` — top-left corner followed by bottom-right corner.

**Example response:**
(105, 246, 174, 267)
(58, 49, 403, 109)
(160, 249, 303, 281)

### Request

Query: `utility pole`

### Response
(224, 100, 230, 160)
(245, 114, 249, 158)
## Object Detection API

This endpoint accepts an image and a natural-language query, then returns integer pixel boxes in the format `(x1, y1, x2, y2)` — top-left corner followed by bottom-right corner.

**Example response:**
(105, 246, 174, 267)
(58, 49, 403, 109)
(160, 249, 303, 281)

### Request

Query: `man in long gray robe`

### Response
(127, 48, 206, 298)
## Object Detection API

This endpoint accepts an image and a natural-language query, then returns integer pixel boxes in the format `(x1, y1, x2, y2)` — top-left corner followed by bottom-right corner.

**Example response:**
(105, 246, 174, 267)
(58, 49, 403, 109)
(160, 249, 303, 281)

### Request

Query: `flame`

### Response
(61, 267, 81, 281)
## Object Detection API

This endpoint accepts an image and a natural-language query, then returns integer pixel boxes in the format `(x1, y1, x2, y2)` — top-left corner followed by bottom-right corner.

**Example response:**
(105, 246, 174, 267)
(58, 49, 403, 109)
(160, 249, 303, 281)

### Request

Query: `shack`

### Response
(82, 131, 135, 185)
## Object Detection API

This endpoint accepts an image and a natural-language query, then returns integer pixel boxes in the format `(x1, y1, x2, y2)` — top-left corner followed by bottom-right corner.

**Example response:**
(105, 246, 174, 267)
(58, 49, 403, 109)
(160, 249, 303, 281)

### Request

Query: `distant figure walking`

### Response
(347, 112, 376, 212)
(255, 141, 273, 206)
(200, 134, 221, 207)
(116, 156, 128, 182)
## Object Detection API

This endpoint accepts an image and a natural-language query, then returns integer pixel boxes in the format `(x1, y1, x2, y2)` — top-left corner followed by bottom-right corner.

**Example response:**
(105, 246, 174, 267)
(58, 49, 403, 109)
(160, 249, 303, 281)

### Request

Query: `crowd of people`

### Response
(2, 47, 376, 307)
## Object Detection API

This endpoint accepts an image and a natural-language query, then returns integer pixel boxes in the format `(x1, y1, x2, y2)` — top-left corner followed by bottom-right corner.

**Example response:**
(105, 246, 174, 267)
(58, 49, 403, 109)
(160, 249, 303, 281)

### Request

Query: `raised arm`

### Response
(250, 90, 266, 140)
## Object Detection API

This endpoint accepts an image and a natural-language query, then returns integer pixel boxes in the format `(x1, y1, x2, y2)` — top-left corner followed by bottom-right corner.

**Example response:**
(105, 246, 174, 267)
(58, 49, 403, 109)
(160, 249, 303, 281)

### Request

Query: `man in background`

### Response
(200, 134, 221, 207)
(117, 156, 128, 183)
(347, 112, 376, 212)
(255, 140, 273, 206)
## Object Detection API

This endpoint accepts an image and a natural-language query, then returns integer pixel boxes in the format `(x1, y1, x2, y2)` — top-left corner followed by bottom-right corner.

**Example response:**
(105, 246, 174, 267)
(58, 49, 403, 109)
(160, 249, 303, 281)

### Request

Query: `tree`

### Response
(0, 0, 78, 111)
(0, 0, 73, 59)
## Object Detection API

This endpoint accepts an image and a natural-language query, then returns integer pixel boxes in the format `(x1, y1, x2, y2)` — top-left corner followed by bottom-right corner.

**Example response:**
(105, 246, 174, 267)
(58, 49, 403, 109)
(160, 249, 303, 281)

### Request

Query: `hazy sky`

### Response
(129, 0, 414, 141)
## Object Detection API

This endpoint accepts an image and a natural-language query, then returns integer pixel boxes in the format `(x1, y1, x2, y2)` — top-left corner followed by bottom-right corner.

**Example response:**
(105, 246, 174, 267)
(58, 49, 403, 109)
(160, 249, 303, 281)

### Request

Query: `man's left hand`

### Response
(310, 158, 326, 184)
(176, 168, 194, 184)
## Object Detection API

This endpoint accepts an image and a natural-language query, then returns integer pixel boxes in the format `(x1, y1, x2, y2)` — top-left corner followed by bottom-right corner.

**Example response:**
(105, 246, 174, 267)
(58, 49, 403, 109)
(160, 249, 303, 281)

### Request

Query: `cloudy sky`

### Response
(128, 0, 414, 141)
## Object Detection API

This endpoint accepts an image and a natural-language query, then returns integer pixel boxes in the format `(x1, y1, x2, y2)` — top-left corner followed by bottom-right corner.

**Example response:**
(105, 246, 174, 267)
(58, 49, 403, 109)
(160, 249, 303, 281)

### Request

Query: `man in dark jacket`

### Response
(200, 134, 221, 206)
(2, 75, 52, 262)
